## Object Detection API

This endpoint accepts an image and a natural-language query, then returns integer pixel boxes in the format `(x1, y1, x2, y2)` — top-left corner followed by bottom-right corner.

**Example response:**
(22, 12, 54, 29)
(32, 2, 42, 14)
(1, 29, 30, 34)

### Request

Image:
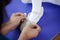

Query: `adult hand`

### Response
(9, 12, 26, 27)
(1, 12, 26, 35)
(18, 24, 41, 40)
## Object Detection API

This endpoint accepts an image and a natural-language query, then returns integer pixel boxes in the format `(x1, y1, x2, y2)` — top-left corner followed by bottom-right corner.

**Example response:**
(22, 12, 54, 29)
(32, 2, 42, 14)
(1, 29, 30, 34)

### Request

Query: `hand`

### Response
(1, 12, 26, 35)
(19, 24, 41, 40)
(9, 12, 26, 26)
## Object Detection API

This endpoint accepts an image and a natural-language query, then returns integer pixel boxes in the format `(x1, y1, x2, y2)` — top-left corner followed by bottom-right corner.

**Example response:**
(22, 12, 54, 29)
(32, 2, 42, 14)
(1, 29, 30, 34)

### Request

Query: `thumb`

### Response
(31, 24, 41, 31)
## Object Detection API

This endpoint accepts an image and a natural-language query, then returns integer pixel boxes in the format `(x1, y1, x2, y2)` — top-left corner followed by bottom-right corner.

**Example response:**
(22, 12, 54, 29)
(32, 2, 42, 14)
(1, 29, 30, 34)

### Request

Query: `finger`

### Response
(35, 25, 41, 31)
(24, 13, 27, 16)
(21, 19, 26, 22)
(14, 12, 24, 16)
(20, 15, 26, 19)
(20, 16, 26, 21)
(30, 24, 37, 29)
(31, 24, 41, 31)
(15, 12, 26, 17)
(20, 18, 25, 22)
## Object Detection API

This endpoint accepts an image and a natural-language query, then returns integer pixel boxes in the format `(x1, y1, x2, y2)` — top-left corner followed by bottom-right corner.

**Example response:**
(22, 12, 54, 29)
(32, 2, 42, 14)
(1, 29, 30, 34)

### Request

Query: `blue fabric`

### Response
(4, 0, 60, 40)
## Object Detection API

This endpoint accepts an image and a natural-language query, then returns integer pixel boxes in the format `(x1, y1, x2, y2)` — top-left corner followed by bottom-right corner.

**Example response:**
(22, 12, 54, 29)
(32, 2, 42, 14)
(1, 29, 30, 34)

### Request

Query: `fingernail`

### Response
(24, 13, 27, 16)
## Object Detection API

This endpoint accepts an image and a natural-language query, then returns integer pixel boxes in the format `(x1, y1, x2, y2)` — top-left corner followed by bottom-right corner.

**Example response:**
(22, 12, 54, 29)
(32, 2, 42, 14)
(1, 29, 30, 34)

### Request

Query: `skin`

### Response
(1, 12, 41, 40)
(18, 24, 41, 40)
(0, 0, 41, 40)
(1, 12, 26, 35)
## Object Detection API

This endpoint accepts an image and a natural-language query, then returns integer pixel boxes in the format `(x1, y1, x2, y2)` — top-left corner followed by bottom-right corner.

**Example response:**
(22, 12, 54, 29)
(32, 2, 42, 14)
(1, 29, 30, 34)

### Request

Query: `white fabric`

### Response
(32, 0, 42, 12)
(21, 0, 31, 3)
(43, 0, 60, 5)
(21, 0, 60, 5)
(28, 7, 44, 23)
(29, 0, 44, 23)
(20, 7, 44, 30)
(20, 0, 44, 30)
(20, 19, 32, 30)
(20, 0, 60, 30)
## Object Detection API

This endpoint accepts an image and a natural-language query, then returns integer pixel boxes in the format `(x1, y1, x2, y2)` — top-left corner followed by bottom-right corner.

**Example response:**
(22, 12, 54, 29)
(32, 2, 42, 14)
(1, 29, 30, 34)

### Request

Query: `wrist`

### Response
(1, 21, 16, 35)
(8, 21, 17, 26)
(18, 33, 29, 40)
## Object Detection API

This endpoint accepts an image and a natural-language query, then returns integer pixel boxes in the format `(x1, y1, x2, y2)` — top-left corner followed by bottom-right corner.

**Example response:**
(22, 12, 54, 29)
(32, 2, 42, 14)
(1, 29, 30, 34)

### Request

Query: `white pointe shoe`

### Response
(20, 0, 44, 30)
